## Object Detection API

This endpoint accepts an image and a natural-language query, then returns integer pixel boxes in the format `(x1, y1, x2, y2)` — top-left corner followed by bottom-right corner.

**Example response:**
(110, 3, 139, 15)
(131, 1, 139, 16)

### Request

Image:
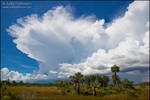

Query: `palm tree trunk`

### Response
(73, 83, 76, 94)
(88, 82, 90, 86)
(115, 72, 118, 89)
(93, 88, 96, 96)
(77, 83, 80, 94)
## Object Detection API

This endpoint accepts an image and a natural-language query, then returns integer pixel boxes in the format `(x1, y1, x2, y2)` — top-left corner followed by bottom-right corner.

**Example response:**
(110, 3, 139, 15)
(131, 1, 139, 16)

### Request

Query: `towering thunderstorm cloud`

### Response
(1, 1, 149, 82)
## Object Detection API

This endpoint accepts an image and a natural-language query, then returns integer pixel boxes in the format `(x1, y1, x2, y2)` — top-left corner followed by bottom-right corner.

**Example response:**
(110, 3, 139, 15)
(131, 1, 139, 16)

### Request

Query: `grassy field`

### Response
(7, 85, 149, 100)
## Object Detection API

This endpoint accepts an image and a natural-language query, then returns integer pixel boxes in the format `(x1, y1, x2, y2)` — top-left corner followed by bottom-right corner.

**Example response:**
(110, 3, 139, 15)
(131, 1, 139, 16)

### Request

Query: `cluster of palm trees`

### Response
(56, 64, 129, 96)
(69, 64, 120, 96)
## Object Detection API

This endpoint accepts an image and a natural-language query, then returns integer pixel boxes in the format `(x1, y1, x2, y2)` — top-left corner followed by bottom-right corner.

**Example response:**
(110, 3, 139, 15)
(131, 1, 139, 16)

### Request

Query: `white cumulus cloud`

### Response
(0, 67, 48, 82)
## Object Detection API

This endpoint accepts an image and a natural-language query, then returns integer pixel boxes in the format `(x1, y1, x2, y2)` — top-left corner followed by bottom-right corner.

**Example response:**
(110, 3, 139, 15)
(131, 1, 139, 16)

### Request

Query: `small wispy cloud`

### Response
(21, 65, 36, 69)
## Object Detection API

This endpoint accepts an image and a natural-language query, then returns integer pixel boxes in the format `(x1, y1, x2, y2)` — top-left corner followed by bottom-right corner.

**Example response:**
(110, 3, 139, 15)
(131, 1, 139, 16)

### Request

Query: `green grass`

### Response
(6, 85, 149, 100)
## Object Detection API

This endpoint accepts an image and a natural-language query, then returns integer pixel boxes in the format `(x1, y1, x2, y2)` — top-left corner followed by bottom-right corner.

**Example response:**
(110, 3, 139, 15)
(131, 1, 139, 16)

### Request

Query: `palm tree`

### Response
(89, 75, 96, 84)
(96, 75, 103, 86)
(111, 64, 120, 76)
(69, 72, 83, 94)
(74, 72, 84, 94)
(88, 75, 100, 96)
(84, 76, 91, 86)
(90, 82, 100, 96)
(96, 75, 109, 87)
(111, 64, 120, 87)
(56, 80, 69, 87)
(69, 75, 77, 93)
(102, 75, 109, 87)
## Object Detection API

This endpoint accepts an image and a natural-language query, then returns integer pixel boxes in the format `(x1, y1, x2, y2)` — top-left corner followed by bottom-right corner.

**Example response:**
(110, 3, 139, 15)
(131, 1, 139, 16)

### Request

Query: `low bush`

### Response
(80, 88, 91, 95)
(99, 86, 117, 94)
(6, 91, 19, 100)
(66, 88, 71, 93)
(2, 96, 11, 100)
(139, 82, 150, 88)
(125, 90, 138, 98)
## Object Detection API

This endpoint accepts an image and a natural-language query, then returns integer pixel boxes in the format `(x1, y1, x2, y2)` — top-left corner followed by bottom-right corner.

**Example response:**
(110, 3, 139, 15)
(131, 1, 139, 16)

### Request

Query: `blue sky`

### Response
(1, 1, 132, 73)
(1, 1, 149, 83)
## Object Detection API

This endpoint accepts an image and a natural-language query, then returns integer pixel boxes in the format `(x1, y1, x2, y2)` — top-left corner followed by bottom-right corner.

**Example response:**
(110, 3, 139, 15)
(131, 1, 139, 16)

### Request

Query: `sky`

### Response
(1, 1, 149, 83)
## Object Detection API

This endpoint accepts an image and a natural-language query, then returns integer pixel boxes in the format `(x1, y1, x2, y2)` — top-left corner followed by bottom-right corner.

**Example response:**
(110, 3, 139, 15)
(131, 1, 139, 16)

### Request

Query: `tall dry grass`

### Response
(7, 86, 149, 100)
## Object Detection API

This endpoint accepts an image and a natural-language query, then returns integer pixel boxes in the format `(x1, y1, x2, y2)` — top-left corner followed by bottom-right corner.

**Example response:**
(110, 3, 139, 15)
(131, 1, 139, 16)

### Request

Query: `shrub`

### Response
(66, 88, 71, 93)
(139, 82, 150, 88)
(2, 96, 11, 100)
(61, 90, 66, 95)
(108, 89, 118, 94)
(121, 78, 134, 89)
(125, 89, 138, 98)
(7, 91, 19, 100)
(132, 88, 141, 94)
(81, 88, 90, 95)
(99, 86, 117, 94)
